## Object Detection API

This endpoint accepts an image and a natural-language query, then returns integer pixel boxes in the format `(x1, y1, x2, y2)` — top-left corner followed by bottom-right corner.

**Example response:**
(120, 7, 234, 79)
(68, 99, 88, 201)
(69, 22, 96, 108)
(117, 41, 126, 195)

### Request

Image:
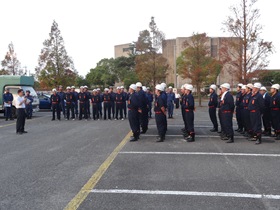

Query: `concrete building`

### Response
(114, 36, 240, 89)
(114, 43, 131, 58)
(162, 37, 240, 88)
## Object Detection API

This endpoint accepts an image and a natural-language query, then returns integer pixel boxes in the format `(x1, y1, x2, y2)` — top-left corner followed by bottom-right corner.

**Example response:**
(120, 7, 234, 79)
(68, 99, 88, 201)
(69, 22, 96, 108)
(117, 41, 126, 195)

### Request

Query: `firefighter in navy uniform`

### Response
(3, 87, 14, 121)
(146, 87, 153, 118)
(217, 87, 224, 136)
(84, 86, 91, 119)
(25, 90, 33, 119)
(270, 84, 280, 140)
(241, 84, 253, 137)
(167, 86, 175, 118)
(71, 86, 79, 118)
(220, 83, 235, 143)
(128, 84, 141, 142)
(78, 86, 88, 120)
(183, 84, 195, 142)
(208, 84, 218, 132)
(50, 89, 61, 121)
(120, 86, 128, 119)
(109, 87, 116, 119)
(180, 85, 188, 137)
(64, 86, 75, 120)
(91, 89, 100, 120)
(154, 84, 167, 142)
(57, 85, 66, 118)
(260, 86, 272, 136)
(248, 83, 264, 144)
(115, 87, 124, 120)
(235, 83, 244, 132)
(237, 85, 247, 133)
(97, 88, 103, 119)
(136, 82, 149, 134)
(103, 88, 112, 120)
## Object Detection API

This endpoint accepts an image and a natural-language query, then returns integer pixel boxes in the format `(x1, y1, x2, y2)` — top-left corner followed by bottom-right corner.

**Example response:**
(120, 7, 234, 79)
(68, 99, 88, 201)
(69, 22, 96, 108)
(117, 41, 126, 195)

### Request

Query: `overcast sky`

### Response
(0, 0, 279, 76)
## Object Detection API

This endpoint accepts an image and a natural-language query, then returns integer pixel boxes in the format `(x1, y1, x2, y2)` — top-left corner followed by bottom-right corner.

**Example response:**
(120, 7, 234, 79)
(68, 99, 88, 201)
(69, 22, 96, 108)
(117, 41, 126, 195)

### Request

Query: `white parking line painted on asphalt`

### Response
(119, 151, 280, 157)
(141, 134, 272, 139)
(91, 189, 280, 200)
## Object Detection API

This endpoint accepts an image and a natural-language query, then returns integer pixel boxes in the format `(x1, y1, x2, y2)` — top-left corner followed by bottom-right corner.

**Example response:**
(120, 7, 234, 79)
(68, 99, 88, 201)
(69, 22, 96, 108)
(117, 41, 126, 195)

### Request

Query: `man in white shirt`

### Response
(16, 89, 27, 135)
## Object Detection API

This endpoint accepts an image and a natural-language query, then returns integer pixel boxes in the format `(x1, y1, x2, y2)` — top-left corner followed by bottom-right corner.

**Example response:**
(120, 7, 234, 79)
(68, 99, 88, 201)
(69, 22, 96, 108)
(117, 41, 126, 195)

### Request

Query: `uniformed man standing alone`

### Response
(154, 84, 167, 142)
(248, 83, 264, 144)
(128, 84, 141, 142)
(50, 89, 61, 121)
(208, 84, 218, 132)
(220, 83, 235, 143)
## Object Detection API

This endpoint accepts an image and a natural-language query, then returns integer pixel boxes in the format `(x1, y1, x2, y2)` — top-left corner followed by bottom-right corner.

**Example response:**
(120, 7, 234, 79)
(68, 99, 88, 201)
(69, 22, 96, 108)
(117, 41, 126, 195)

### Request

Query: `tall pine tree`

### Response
(36, 20, 77, 88)
(1, 42, 22, 75)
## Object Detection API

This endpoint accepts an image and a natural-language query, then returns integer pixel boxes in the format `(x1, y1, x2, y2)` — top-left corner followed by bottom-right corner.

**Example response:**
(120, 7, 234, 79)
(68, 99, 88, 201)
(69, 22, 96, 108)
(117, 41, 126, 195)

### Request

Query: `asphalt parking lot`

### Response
(0, 106, 280, 210)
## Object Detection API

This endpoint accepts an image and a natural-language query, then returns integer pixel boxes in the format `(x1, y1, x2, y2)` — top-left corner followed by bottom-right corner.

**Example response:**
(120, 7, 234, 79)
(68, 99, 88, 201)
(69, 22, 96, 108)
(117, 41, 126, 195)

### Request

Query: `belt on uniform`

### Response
(66, 102, 71, 104)
(79, 102, 84, 103)
(244, 107, 248, 109)
(104, 101, 110, 103)
(209, 106, 215, 108)
(222, 110, 232, 113)
(271, 108, 280, 111)
(185, 109, 193, 112)
(250, 110, 256, 113)
(155, 111, 162, 114)
(116, 102, 123, 104)
(52, 102, 58, 104)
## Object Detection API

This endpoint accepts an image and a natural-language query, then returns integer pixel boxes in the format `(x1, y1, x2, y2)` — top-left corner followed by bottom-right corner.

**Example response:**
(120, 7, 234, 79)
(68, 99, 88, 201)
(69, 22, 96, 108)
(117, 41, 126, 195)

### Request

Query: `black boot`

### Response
(210, 128, 218, 132)
(156, 135, 165, 142)
(226, 136, 234, 143)
(186, 133, 195, 142)
(255, 135, 262, 145)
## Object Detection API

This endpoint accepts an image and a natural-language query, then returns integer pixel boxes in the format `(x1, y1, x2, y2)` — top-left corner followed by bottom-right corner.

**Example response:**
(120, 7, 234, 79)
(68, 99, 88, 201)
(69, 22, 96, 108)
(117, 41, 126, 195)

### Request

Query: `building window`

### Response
(211, 45, 217, 57)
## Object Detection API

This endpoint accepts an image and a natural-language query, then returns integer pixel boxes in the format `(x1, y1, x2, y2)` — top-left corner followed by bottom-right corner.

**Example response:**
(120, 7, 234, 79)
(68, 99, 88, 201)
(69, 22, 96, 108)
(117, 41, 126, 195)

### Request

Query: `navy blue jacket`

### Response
(128, 92, 139, 110)
(208, 92, 218, 108)
(3, 92, 13, 103)
(183, 93, 195, 110)
(220, 92, 235, 112)
(248, 92, 264, 113)
(154, 93, 165, 113)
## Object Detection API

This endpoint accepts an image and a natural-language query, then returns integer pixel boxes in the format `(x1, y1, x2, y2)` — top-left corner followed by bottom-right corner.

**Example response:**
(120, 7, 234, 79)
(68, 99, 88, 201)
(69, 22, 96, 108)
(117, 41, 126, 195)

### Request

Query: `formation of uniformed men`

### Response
(49, 84, 154, 124)
(47, 81, 280, 145)
(207, 82, 280, 145)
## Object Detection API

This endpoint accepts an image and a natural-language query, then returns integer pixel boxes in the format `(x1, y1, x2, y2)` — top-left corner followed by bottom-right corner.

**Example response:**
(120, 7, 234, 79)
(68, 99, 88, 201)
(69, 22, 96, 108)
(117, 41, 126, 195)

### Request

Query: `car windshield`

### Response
(6, 86, 38, 97)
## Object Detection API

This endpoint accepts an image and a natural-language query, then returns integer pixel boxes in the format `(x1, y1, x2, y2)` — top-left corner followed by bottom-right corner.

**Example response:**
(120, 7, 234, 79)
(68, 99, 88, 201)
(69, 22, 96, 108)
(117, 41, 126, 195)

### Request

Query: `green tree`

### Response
(1, 42, 22, 75)
(177, 33, 222, 106)
(222, 0, 274, 83)
(35, 20, 77, 89)
(86, 58, 116, 88)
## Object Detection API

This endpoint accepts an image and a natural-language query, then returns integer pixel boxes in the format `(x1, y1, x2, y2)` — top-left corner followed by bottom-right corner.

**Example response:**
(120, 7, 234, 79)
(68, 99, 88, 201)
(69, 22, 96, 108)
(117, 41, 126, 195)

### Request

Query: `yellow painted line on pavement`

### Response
(64, 131, 132, 210)
(0, 122, 16, 128)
